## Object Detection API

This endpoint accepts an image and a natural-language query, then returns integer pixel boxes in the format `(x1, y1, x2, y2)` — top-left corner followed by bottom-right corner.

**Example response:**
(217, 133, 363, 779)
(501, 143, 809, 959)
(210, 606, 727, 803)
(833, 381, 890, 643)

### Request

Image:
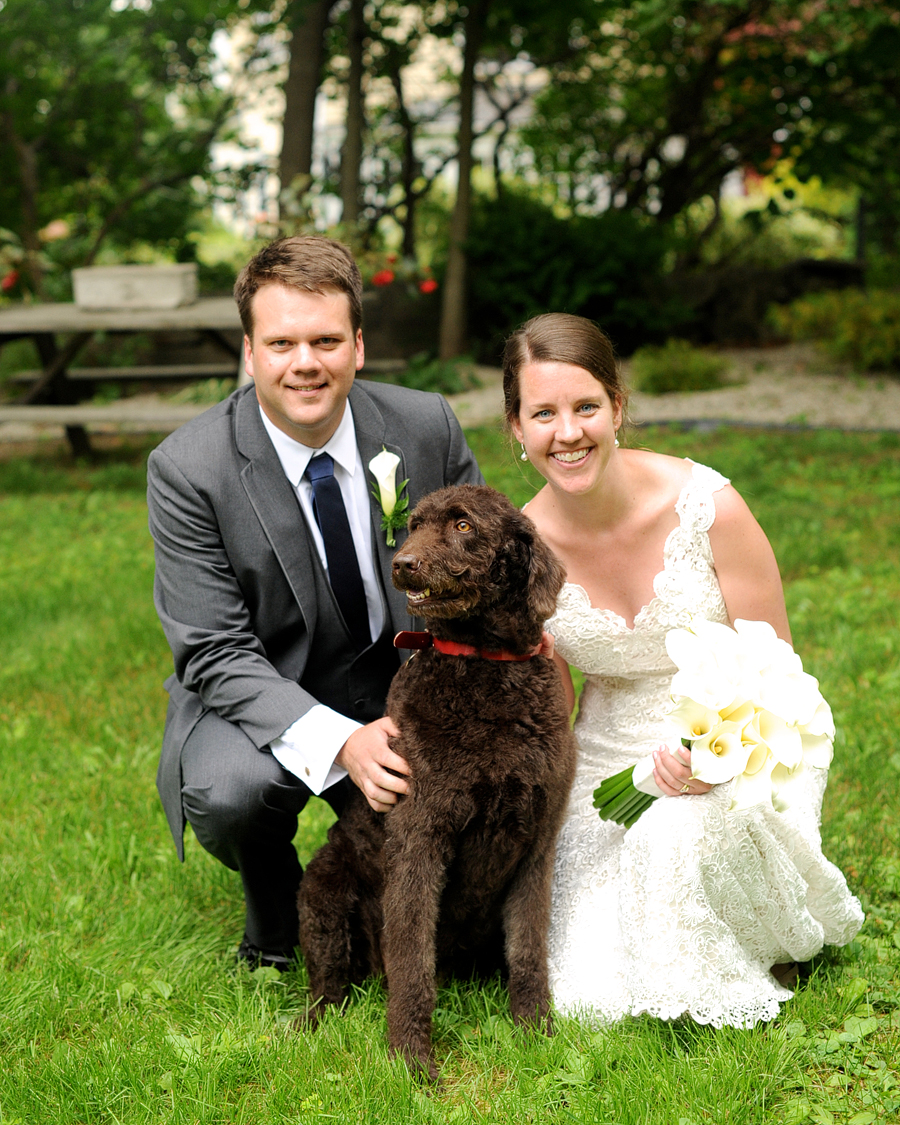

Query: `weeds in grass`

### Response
(1, 427, 898, 1123)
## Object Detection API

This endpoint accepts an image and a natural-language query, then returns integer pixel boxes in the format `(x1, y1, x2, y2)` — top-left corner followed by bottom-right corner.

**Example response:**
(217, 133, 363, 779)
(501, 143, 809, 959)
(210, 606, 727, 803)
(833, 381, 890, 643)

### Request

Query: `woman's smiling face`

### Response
(512, 361, 622, 493)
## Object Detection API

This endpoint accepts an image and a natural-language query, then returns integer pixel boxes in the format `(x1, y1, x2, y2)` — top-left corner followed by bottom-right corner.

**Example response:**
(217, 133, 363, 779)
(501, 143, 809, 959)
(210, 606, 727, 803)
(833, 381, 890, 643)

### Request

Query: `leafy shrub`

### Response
(679, 194, 849, 271)
(770, 288, 900, 371)
(395, 352, 481, 396)
(864, 254, 900, 290)
(168, 377, 236, 404)
(464, 190, 690, 358)
(629, 339, 729, 394)
(0, 337, 39, 388)
(197, 258, 238, 295)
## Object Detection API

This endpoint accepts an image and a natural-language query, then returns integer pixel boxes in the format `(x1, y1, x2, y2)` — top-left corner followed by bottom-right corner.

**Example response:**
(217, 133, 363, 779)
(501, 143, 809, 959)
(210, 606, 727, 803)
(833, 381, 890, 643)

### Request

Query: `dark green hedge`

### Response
(465, 191, 689, 359)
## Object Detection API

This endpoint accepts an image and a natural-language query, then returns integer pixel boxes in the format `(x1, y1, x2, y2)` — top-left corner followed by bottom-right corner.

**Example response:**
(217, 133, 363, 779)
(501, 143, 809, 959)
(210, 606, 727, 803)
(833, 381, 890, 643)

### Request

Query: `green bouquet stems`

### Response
(593, 765, 658, 828)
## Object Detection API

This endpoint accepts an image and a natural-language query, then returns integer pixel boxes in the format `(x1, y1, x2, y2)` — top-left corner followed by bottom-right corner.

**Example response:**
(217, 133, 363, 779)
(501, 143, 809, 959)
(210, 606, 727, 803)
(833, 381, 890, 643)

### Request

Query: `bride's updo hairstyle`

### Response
(502, 313, 629, 439)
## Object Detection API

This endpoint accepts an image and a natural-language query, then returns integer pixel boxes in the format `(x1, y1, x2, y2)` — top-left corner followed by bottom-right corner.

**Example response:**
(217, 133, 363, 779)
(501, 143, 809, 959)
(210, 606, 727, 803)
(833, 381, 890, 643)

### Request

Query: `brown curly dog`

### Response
(297, 484, 577, 1079)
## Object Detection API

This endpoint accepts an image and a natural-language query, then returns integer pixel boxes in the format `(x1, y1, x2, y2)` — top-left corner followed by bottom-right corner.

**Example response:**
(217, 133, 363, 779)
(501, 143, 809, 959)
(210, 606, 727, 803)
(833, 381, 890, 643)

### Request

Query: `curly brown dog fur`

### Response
(297, 485, 577, 1079)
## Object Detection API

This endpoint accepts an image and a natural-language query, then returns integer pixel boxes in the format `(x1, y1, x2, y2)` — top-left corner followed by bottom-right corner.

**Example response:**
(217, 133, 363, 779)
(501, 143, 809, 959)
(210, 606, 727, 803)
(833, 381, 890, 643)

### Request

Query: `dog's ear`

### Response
(516, 515, 566, 622)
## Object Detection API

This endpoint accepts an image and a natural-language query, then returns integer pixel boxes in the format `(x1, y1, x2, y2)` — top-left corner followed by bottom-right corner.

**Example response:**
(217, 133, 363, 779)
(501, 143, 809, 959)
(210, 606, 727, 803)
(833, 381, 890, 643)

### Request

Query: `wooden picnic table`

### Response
(0, 297, 244, 455)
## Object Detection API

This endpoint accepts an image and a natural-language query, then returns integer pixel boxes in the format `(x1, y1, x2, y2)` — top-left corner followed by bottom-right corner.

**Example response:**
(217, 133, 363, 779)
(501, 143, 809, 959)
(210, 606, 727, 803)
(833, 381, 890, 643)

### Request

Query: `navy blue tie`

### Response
(305, 453, 370, 651)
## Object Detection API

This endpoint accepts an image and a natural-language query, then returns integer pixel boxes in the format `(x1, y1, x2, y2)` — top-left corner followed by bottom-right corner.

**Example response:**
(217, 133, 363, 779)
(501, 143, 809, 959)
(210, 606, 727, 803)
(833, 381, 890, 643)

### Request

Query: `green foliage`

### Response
(0, 0, 268, 298)
(363, 351, 481, 397)
(465, 189, 688, 357)
(630, 339, 730, 395)
(195, 258, 241, 297)
(0, 337, 39, 388)
(865, 255, 900, 290)
(309, 0, 600, 254)
(168, 378, 238, 406)
(682, 171, 855, 271)
(392, 353, 481, 396)
(517, 1, 900, 240)
(2, 427, 900, 1122)
(790, 10, 900, 261)
(701, 206, 840, 270)
(79, 331, 156, 373)
(770, 289, 900, 372)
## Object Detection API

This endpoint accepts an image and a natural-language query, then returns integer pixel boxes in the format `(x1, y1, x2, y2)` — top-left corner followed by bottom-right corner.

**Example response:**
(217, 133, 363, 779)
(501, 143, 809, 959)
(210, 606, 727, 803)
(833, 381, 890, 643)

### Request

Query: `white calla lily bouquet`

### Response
(593, 619, 835, 829)
(368, 448, 409, 546)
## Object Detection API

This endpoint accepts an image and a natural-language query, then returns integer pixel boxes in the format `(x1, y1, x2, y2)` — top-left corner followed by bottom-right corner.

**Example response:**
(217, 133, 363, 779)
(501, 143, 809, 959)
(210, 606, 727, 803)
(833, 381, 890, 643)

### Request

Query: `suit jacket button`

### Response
(354, 698, 366, 709)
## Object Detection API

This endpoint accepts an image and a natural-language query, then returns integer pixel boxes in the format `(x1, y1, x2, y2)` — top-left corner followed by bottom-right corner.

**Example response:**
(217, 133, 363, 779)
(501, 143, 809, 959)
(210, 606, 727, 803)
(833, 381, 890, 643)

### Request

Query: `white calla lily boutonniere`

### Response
(369, 448, 409, 547)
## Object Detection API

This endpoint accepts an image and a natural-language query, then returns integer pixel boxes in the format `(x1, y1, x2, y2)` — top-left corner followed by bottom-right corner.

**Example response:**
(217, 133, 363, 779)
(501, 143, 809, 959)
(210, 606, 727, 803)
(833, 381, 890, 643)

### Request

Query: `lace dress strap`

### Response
(675, 461, 730, 534)
(649, 460, 730, 631)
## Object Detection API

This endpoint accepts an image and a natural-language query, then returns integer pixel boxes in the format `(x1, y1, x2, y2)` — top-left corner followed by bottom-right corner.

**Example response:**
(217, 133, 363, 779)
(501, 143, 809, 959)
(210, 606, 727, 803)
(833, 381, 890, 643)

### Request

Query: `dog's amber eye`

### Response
(455, 519, 473, 533)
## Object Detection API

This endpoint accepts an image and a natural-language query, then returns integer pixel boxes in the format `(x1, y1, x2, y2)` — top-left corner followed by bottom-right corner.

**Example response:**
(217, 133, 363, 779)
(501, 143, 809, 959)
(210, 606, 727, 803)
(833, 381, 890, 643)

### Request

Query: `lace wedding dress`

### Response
(546, 460, 863, 1028)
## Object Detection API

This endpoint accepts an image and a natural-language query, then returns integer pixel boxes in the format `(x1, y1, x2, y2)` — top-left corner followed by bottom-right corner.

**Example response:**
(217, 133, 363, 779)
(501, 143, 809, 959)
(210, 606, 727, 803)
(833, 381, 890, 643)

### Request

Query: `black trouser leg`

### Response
(180, 709, 351, 956)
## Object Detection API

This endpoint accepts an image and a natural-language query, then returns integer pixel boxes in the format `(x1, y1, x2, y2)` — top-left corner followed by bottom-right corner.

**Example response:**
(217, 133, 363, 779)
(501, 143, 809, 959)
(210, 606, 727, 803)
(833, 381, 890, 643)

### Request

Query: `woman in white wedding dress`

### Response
(504, 313, 863, 1029)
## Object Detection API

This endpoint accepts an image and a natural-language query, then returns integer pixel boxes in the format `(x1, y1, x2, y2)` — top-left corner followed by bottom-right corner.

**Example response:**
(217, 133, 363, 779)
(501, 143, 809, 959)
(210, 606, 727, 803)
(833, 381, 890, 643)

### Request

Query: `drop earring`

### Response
(519, 443, 528, 462)
(614, 431, 620, 448)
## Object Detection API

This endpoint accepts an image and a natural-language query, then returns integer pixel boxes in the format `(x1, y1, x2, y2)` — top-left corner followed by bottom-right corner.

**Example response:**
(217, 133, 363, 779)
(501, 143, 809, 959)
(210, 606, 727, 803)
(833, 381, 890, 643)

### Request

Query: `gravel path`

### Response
(449, 345, 900, 432)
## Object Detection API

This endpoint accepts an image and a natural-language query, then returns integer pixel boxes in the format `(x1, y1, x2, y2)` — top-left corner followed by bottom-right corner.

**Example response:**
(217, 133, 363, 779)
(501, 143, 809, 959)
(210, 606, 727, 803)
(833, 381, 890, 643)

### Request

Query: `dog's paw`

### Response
(396, 1044, 439, 1084)
(511, 1006, 554, 1037)
(293, 999, 328, 1033)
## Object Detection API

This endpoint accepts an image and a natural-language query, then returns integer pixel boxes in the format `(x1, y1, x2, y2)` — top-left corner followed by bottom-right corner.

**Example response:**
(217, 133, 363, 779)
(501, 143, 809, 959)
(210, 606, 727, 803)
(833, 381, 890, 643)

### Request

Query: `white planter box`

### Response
(72, 264, 198, 310)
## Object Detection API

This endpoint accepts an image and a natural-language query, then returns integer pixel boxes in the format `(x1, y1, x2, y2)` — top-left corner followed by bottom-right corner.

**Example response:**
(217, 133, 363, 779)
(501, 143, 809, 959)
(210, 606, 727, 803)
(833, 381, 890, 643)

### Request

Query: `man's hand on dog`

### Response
(336, 717, 410, 812)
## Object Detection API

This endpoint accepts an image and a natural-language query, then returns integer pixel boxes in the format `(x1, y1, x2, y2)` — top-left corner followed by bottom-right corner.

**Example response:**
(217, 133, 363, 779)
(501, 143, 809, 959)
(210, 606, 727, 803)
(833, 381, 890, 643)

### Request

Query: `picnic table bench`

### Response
(0, 298, 410, 454)
(0, 299, 407, 456)
(0, 297, 244, 455)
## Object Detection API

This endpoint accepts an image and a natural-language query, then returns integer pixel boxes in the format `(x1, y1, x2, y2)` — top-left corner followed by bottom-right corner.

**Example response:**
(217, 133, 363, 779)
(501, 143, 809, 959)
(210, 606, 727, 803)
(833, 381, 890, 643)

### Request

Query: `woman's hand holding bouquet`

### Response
(593, 619, 835, 828)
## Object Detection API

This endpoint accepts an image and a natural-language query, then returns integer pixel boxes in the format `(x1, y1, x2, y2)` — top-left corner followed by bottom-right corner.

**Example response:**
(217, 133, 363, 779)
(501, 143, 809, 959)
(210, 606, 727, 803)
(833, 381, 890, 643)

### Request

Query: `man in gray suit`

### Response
(147, 236, 482, 969)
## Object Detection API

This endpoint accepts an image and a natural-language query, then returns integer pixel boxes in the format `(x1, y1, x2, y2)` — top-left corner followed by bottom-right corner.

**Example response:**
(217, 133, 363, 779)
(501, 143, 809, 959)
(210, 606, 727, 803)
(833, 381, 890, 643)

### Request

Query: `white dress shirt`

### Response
(258, 404, 385, 793)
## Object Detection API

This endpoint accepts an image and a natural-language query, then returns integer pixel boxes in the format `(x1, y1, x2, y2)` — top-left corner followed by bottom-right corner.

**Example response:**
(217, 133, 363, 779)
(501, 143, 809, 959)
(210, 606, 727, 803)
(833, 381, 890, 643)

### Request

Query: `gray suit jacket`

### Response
(147, 379, 483, 853)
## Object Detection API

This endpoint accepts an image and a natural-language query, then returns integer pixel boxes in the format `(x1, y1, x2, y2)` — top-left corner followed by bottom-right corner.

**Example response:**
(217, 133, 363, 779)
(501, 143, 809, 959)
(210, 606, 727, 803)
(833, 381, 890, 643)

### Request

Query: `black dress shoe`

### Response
(236, 935, 296, 972)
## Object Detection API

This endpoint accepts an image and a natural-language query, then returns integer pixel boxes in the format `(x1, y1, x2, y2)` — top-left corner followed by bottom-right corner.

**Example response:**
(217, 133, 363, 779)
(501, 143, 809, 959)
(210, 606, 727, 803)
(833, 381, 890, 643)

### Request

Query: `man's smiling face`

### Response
(244, 283, 364, 448)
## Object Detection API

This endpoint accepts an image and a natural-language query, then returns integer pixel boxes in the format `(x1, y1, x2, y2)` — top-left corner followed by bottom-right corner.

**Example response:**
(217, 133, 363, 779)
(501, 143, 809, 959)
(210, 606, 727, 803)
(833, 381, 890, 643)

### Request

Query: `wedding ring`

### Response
(679, 783, 691, 794)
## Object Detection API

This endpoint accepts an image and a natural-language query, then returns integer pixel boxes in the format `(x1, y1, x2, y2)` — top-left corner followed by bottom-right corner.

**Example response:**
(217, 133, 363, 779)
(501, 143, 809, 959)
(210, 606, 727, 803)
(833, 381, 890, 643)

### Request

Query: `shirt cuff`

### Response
(270, 704, 360, 794)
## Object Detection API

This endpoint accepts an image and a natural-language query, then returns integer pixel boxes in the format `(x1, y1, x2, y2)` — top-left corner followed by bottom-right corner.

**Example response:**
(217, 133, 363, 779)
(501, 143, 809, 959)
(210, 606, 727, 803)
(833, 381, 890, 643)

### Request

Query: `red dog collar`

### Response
(394, 631, 541, 661)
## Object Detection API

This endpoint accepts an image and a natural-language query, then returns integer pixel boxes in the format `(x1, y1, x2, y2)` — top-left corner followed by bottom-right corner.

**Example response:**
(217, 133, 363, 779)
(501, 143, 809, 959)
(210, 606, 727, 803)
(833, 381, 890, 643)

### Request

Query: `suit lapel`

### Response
(349, 383, 411, 635)
(233, 388, 318, 637)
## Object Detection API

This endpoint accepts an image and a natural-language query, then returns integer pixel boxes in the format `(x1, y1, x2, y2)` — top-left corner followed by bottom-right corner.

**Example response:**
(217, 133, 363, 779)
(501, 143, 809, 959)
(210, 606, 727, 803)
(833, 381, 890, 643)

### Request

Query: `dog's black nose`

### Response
(392, 554, 421, 574)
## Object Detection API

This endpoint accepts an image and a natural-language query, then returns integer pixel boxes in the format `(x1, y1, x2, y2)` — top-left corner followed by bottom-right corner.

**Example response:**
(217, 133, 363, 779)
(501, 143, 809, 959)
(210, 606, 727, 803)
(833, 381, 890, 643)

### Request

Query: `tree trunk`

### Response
(279, 0, 333, 207)
(438, 0, 490, 360)
(339, 0, 365, 226)
(855, 193, 867, 265)
(388, 60, 418, 258)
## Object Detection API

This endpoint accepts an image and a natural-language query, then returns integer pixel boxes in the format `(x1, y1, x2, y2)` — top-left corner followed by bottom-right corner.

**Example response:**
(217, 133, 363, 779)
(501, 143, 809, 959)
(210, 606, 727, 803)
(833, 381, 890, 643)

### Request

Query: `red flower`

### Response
(371, 269, 395, 287)
(419, 278, 438, 294)
(1, 270, 19, 292)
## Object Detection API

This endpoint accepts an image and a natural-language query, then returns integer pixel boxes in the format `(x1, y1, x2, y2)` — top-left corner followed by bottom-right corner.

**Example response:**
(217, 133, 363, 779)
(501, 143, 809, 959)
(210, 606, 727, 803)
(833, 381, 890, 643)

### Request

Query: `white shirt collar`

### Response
(258, 402, 358, 487)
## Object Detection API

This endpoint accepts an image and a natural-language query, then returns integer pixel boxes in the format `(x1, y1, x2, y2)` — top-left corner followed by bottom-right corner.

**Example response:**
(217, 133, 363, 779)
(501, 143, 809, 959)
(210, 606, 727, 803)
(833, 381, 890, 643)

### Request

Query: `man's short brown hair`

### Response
(234, 236, 364, 337)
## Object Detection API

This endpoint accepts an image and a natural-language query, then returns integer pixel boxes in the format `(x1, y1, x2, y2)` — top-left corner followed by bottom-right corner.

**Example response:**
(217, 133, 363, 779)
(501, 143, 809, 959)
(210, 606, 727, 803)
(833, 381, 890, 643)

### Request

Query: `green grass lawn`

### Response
(1, 426, 899, 1124)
